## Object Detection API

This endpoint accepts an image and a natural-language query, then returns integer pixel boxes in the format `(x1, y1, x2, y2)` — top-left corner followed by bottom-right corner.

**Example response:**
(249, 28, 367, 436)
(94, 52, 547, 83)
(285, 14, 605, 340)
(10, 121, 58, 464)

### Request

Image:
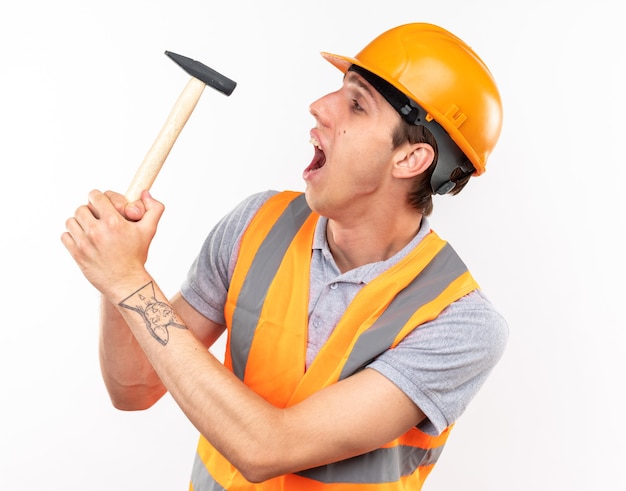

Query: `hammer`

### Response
(124, 51, 236, 202)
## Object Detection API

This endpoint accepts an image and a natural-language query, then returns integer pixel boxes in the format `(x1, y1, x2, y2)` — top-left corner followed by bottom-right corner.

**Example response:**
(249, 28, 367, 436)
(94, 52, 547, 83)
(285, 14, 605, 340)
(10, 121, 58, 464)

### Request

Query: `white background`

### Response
(1, 0, 624, 489)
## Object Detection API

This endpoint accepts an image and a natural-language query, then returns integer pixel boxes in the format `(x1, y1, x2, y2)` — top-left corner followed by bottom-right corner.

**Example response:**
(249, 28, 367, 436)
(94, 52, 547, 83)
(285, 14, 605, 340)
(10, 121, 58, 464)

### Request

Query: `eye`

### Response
(351, 98, 364, 112)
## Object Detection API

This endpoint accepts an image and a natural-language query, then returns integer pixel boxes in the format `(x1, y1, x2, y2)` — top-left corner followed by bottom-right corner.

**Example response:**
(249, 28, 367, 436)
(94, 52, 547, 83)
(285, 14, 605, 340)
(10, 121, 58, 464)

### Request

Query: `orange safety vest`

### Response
(190, 191, 479, 491)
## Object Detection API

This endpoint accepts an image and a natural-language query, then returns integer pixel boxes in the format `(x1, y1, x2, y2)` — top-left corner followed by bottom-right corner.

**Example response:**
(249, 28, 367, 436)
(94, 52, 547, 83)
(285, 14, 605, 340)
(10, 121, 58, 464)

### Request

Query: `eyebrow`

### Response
(344, 71, 379, 103)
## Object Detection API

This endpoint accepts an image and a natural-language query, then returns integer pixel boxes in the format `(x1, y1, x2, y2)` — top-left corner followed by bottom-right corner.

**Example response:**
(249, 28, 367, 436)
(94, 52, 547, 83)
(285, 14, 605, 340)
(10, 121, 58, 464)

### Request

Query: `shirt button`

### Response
(330, 283, 338, 290)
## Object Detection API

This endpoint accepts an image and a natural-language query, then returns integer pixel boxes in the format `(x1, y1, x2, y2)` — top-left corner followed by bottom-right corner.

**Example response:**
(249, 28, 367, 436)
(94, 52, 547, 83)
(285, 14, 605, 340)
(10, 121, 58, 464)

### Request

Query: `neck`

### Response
(326, 211, 423, 273)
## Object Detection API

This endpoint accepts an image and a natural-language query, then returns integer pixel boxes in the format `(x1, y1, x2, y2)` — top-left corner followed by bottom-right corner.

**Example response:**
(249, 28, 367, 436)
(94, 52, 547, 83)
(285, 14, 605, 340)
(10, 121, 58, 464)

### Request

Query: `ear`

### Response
(392, 143, 435, 179)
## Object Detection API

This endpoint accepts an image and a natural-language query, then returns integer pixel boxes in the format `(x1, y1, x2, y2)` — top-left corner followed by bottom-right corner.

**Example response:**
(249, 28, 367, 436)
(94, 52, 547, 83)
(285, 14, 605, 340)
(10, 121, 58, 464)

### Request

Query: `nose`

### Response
(309, 92, 332, 127)
(309, 96, 322, 119)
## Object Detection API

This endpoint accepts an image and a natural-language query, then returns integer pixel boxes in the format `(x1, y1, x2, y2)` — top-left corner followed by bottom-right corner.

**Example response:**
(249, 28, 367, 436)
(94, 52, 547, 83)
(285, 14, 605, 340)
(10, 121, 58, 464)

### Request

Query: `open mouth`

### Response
(305, 137, 326, 173)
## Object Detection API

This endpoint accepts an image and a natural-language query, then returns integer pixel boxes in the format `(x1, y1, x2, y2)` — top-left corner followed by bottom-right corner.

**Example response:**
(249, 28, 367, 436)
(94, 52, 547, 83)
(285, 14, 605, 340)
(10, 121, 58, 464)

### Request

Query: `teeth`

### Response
(309, 137, 321, 149)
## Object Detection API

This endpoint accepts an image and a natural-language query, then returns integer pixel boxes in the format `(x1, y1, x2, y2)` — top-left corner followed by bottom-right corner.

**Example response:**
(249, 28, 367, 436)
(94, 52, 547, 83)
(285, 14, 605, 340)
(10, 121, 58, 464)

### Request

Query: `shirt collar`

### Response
(312, 216, 431, 284)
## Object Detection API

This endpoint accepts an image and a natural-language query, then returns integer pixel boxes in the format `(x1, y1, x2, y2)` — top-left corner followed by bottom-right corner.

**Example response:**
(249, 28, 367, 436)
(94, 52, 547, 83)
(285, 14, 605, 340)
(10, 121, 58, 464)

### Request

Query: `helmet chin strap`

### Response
(348, 65, 474, 195)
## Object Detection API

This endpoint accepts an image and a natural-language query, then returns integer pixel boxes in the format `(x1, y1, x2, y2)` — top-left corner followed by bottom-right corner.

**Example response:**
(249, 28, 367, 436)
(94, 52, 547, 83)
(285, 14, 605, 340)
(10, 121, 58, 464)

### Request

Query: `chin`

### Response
(303, 189, 325, 216)
(303, 188, 316, 210)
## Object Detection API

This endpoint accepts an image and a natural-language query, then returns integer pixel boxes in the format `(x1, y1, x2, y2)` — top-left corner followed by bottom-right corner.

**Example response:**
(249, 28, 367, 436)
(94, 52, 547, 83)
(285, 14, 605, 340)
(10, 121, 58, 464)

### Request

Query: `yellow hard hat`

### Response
(322, 23, 503, 193)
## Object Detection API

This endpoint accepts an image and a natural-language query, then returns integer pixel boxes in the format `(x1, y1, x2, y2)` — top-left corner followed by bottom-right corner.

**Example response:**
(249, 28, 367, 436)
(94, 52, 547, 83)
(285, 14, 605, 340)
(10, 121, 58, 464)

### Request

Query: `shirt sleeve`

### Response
(367, 289, 508, 436)
(180, 191, 278, 324)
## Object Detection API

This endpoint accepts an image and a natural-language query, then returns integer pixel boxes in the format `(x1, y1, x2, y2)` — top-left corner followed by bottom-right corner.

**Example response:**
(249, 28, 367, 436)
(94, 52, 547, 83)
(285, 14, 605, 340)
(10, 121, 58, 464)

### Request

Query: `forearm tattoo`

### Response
(119, 282, 187, 346)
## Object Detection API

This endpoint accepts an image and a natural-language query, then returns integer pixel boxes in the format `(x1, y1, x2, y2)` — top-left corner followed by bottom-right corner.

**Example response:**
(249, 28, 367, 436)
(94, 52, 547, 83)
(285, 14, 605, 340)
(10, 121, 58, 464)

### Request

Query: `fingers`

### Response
(61, 190, 112, 252)
(60, 223, 79, 252)
(103, 190, 127, 211)
(69, 189, 162, 229)
(61, 189, 164, 249)
(88, 189, 115, 215)
(61, 195, 100, 255)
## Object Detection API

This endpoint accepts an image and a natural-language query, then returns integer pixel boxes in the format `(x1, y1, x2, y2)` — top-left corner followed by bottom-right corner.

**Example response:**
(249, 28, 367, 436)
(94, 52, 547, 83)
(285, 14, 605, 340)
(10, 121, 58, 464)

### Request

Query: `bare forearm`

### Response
(99, 296, 166, 409)
(111, 278, 284, 480)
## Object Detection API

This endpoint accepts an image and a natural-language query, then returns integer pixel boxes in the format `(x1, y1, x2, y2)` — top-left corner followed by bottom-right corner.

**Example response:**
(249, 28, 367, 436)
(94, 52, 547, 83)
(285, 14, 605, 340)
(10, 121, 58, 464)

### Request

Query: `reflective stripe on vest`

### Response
(296, 444, 445, 483)
(191, 451, 226, 491)
(191, 191, 478, 490)
(339, 240, 468, 380)
(230, 193, 312, 380)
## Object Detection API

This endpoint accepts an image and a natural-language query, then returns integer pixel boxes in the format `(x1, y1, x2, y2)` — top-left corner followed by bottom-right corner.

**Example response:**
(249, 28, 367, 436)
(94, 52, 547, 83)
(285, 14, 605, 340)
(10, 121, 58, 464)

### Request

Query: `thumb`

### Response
(139, 190, 165, 228)
(124, 199, 146, 221)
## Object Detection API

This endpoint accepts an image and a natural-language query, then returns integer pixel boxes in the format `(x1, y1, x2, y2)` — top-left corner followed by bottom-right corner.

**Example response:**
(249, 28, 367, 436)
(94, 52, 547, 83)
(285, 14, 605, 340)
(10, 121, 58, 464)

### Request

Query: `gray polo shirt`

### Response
(181, 191, 508, 435)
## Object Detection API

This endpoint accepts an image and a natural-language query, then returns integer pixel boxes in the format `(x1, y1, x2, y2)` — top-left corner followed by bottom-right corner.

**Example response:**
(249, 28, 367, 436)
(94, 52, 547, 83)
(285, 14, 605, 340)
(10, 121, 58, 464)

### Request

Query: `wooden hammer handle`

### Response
(125, 76, 206, 202)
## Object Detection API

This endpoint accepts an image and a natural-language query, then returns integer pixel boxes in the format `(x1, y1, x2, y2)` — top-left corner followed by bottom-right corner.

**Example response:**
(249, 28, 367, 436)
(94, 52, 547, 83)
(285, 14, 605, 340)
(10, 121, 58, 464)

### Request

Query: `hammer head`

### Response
(165, 51, 237, 96)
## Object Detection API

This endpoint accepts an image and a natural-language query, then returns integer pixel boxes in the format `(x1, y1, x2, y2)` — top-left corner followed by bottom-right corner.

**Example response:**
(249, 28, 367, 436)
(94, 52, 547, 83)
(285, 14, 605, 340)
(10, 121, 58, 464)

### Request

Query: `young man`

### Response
(63, 23, 507, 490)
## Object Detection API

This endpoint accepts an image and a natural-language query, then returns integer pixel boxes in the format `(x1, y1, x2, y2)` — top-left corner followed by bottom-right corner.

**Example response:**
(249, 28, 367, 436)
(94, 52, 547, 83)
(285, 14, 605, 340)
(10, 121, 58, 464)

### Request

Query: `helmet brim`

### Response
(322, 52, 369, 75)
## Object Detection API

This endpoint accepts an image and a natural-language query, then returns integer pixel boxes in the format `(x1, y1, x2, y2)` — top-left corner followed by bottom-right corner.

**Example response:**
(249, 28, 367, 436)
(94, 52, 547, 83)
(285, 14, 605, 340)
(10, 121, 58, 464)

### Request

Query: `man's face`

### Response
(303, 70, 403, 221)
